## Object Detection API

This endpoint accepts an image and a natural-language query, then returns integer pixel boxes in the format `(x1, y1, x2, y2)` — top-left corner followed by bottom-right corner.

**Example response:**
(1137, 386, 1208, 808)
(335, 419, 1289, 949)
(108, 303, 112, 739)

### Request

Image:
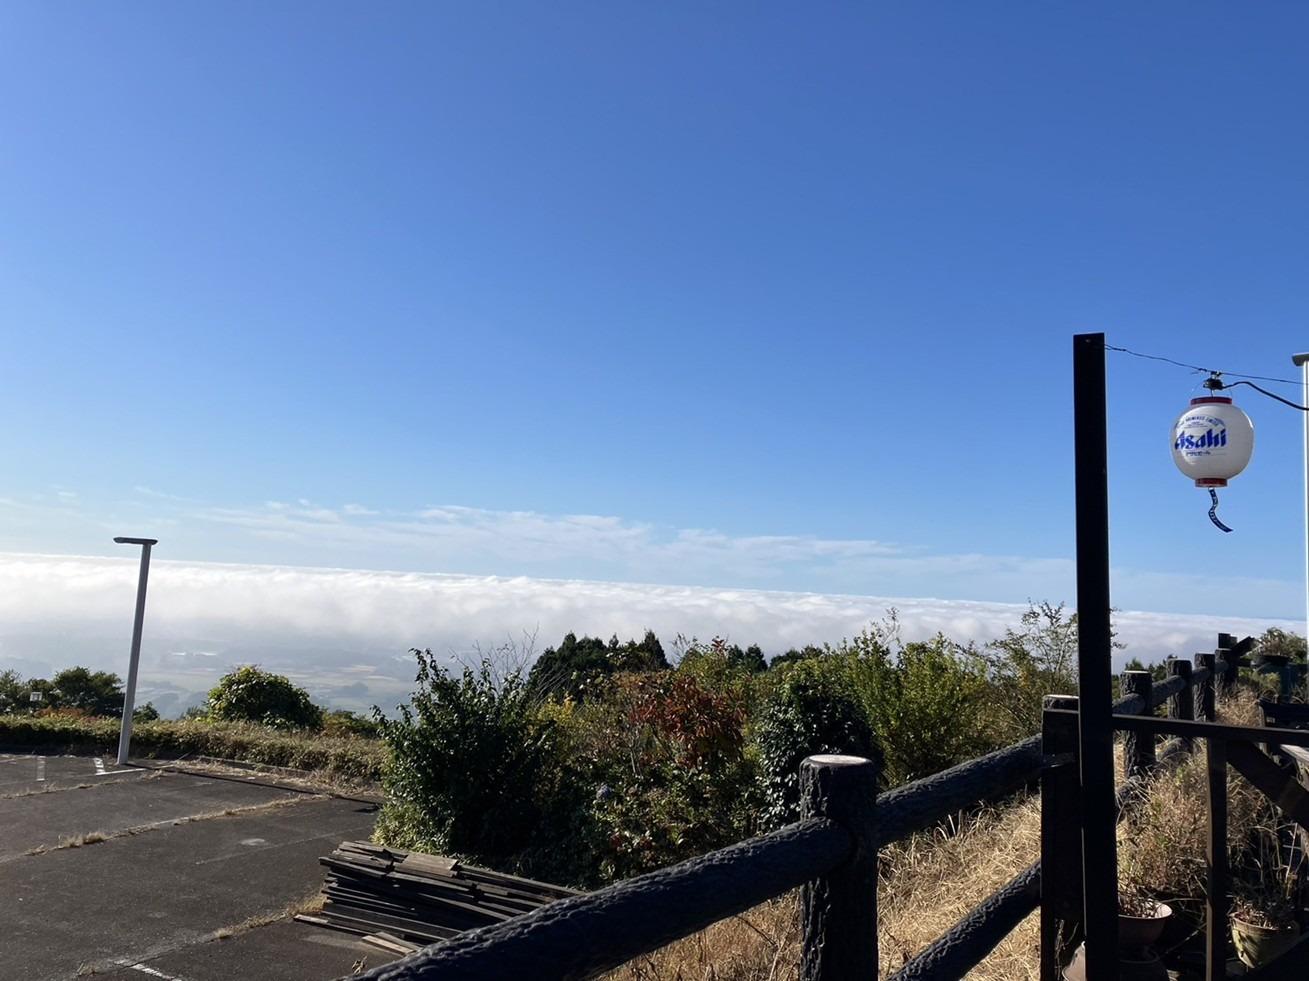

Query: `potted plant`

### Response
(1113, 790, 1197, 957)
(1113, 856, 1173, 981)
(1118, 885, 1172, 953)
(1231, 823, 1304, 968)
(1060, 883, 1173, 981)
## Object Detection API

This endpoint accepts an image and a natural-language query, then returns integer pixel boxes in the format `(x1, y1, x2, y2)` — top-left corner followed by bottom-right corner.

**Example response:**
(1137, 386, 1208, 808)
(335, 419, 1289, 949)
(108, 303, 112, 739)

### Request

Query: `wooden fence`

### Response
(347, 633, 1308, 981)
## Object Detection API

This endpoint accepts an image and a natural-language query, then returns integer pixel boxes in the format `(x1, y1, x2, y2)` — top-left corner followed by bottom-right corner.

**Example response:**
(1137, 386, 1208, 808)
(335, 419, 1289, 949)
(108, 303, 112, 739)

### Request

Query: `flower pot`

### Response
(1119, 902, 1173, 953)
(1232, 916, 1301, 968)
(1061, 942, 1168, 981)
(1062, 905, 1173, 981)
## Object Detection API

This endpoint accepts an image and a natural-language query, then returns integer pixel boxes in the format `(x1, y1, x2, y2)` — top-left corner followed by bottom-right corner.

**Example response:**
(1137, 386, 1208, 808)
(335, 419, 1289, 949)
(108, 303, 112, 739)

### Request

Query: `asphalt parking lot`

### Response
(0, 752, 400, 980)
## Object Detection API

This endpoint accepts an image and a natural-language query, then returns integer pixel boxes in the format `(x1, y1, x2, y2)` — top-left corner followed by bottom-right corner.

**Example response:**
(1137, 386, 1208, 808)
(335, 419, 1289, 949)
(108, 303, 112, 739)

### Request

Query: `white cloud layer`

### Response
(3, 492, 1302, 621)
(0, 552, 1297, 716)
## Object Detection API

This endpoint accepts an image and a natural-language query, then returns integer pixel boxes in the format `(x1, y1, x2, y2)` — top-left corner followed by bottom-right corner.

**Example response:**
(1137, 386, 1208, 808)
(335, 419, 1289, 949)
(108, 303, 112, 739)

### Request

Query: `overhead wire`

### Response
(1104, 344, 1302, 387)
(1104, 344, 1309, 410)
(1216, 379, 1309, 412)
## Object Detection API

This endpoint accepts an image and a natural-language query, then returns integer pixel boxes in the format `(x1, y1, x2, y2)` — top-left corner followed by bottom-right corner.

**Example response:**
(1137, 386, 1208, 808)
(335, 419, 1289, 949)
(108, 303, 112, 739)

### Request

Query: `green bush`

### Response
(753, 657, 877, 829)
(674, 637, 766, 713)
(581, 670, 760, 881)
(206, 665, 324, 730)
(322, 708, 382, 738)
(845, 631, 997, 786)
(374, 652, 578, 876)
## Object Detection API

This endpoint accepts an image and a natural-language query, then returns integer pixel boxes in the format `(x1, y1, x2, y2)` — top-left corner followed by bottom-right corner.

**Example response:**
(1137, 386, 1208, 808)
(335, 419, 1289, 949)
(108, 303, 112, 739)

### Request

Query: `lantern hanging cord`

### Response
(1104, 344, 1301, 387)
(1213, 379, 1309, 412)
(1208, 489, 1233, 533)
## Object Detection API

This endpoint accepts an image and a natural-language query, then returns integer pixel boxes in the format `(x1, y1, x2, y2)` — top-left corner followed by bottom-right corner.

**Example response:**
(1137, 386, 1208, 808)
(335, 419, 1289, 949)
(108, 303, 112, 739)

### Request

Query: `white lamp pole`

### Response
(114, 537, 157, 766)
(1294, 355, 1309, 672)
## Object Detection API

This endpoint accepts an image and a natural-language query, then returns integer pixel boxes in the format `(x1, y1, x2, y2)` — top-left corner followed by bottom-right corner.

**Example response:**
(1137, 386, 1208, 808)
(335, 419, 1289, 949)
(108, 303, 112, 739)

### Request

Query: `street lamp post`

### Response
(1295, 355, 1309, 683)
(114, 537, 157, 766)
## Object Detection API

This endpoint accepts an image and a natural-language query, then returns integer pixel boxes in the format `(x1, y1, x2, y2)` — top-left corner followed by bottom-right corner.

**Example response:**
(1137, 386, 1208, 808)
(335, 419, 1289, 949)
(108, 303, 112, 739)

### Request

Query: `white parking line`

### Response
(114, 960, 187, 980)
(90, 757, 132, 776)
(35, 757, 44, 782)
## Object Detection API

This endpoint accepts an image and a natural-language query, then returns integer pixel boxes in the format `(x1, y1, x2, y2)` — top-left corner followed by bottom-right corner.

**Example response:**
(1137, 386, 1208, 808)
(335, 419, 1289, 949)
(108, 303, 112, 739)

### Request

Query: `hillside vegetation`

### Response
(374, 603, 1092, 887)
(0, 663, 384, 782)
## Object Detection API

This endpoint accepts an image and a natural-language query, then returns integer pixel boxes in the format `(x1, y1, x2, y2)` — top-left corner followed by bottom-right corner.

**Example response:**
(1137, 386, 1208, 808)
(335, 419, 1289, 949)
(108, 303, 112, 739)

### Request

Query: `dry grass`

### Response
(21, 794, 320, 857)
(213, 886, 325, 939)
(0, 713, 385, 783)
(878, 799, 1041, 977)
(601, 686, 1277, 980)
(27, 830, 109, 855)
(72, 889, 328, 975)
(1117, 686, 1272, 907)
(604, 895, 798, 981)
(1216, 683, 1265, 728)
(1, 770, 163, 801)
(604, 797, 1042, 981)
(141, 756, 380, 798)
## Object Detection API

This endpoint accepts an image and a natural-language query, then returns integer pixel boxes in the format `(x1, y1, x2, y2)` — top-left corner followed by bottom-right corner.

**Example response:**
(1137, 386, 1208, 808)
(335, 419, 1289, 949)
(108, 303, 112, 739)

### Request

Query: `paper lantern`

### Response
(1171, 396, 1254, 487)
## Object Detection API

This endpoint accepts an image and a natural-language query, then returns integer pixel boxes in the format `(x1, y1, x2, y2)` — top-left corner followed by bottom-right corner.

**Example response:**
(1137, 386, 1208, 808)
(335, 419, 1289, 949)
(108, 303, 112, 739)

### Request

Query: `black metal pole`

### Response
(1205, 738, 1228, 981)
(1072, 332, 1119, 977)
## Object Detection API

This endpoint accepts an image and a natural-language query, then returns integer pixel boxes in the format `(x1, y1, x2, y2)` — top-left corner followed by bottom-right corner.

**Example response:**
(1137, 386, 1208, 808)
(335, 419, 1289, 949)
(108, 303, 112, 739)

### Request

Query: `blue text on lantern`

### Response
(1175, 428, 1227, 451)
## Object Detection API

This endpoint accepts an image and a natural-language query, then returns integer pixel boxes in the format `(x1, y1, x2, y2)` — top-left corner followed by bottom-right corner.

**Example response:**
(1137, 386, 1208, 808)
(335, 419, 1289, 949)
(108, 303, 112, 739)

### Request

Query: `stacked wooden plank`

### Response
(304, 841, 581, 954)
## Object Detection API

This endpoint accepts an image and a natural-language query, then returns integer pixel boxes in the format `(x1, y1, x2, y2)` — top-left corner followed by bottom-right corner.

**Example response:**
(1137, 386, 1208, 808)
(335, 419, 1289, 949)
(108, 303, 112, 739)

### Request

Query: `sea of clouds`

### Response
(0, 552, 1297, 717)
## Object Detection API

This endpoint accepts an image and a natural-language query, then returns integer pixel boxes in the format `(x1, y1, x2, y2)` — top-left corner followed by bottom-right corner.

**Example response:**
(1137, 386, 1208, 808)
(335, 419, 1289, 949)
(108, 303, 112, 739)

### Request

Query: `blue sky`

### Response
(3, 2, 1309, 660)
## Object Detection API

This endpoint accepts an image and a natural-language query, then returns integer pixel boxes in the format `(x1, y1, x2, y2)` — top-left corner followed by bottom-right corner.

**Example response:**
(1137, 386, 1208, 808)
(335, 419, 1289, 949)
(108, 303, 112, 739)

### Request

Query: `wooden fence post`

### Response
(1120, 671, 1155, 779)
(1168, 658, 1194, 748)
(800, 755, 878, 981)
(1216, 646, 1237, 694)
(1195, 653, 1217, 723)
(1217, 634, 1240, 694)
(1040, 695, 1081, 981)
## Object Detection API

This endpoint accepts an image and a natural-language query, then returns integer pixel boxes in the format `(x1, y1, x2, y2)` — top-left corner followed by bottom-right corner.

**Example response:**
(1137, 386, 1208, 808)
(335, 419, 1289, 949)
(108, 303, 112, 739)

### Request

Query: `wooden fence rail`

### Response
(345, 634, 1301, 981)
(348, 817, 854, 981)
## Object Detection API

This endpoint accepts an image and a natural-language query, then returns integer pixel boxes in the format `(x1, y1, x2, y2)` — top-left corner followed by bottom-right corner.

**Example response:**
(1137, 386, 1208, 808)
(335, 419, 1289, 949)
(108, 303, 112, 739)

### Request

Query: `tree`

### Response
(528, 630, 671, 699)
(206, 665, 324, 729)
(770, 645, 824, 668)
(981, 601, 1085, 741)
(0, 670, 25, 714)
(1253, 627, 1307, 662)
(722, 643, 767, 673)
(51, 667, 124, 716)
(625, 630, 670, 671)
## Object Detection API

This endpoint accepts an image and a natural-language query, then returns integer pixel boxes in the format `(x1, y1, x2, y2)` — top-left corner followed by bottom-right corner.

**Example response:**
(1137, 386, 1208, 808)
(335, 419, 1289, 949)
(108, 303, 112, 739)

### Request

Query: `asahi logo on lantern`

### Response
(1174, 423, 1228, 453)
(1171, 397, 1253, 488)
